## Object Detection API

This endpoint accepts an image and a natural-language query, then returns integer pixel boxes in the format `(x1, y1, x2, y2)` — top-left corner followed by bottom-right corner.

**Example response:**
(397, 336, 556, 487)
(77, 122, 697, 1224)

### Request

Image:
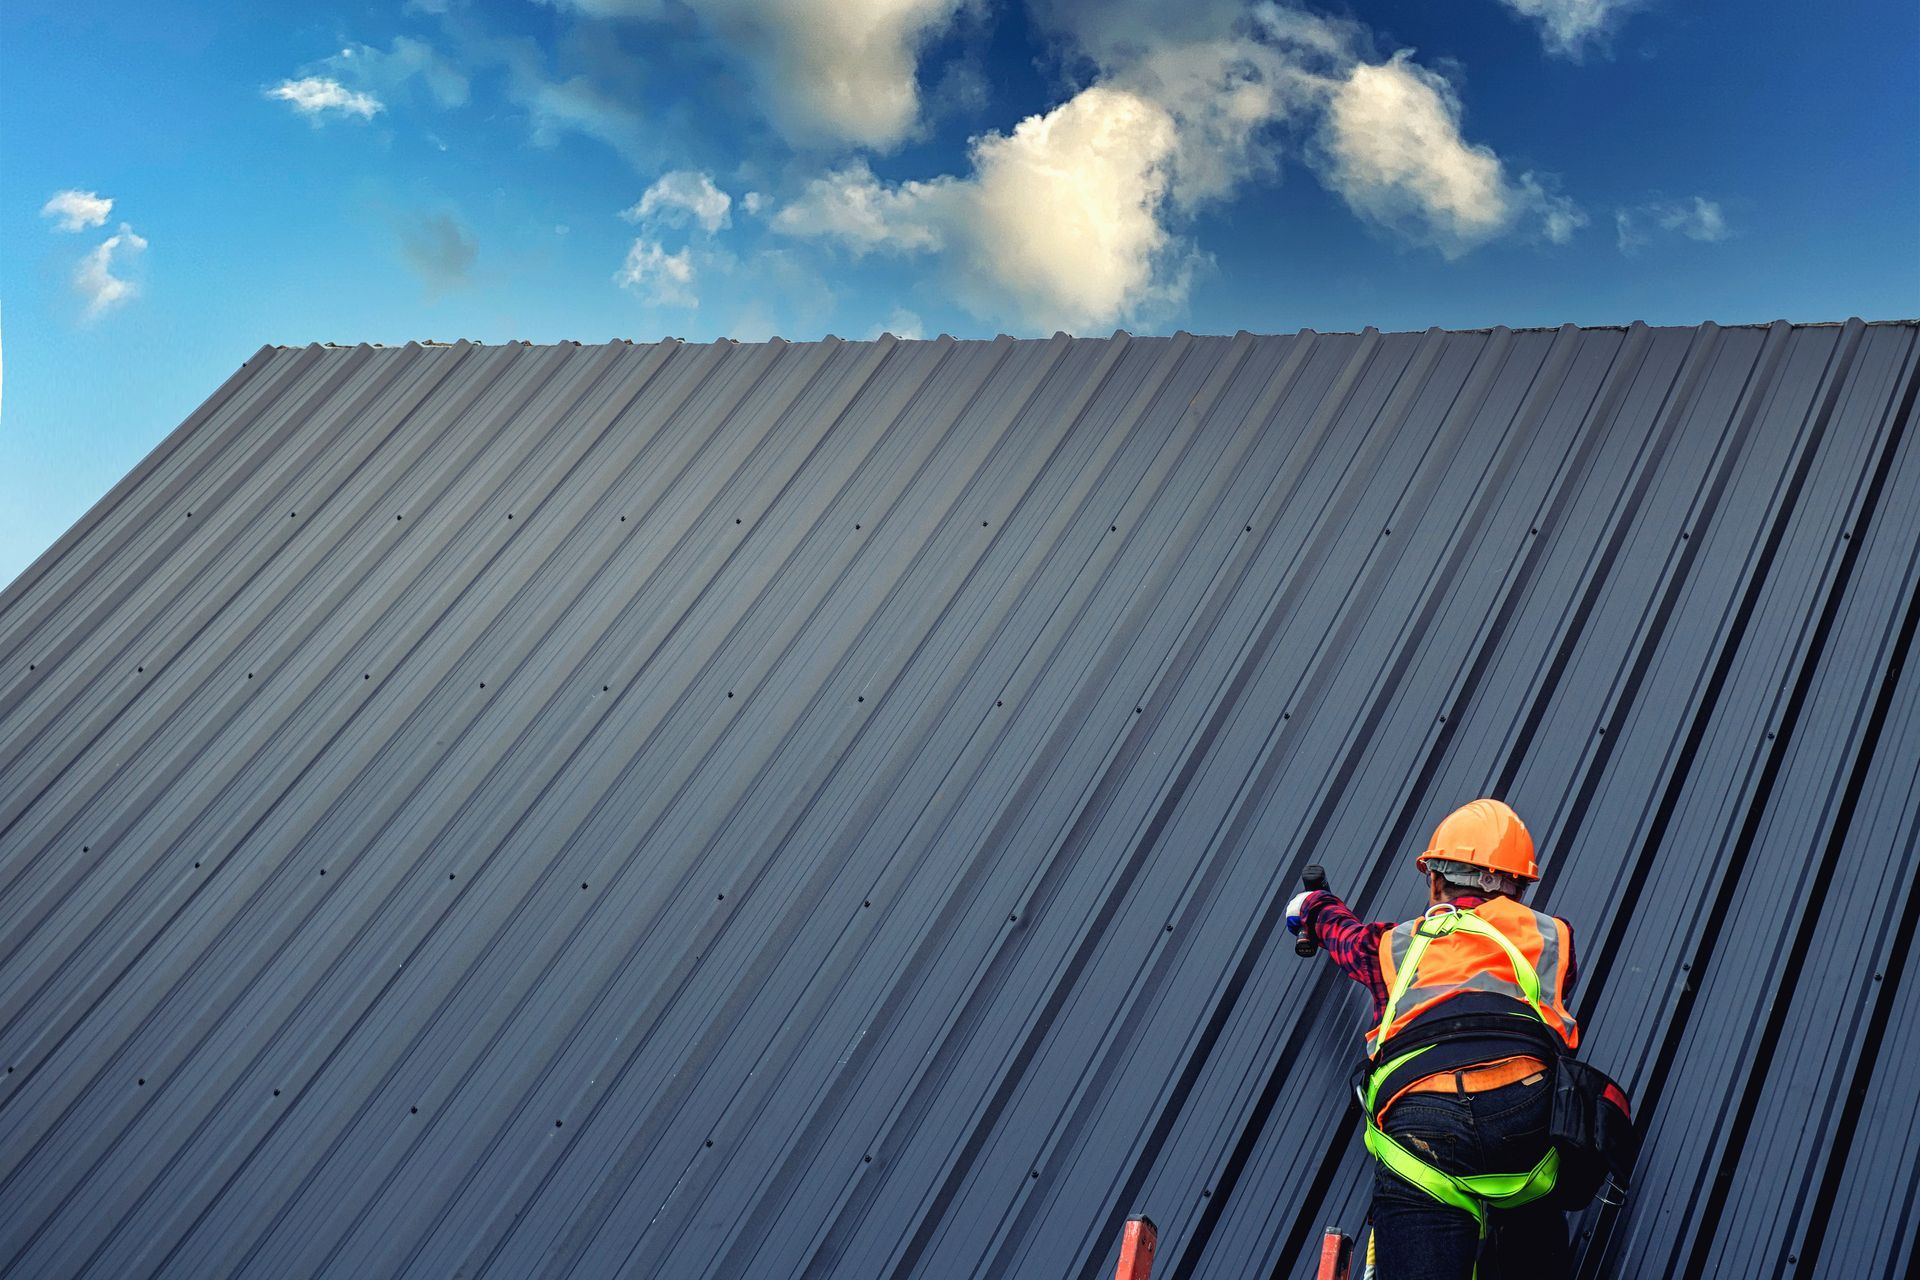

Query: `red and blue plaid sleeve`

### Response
(1300, 890, 1394, 1019)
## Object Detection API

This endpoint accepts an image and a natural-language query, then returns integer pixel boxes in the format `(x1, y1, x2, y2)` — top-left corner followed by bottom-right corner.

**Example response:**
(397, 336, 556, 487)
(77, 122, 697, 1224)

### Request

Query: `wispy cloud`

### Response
(268, 76, 385, 121)
(41, 189, 113, 232)
(867, 307, 925, 339)
(74, 223, 148, 319)
(615, 238, 699, 306)
(1494, 0, 1646, 58)
(1616, 195, 1730, 254)
(331, 37, 470, 109)
(543, 0, 971, 150)
(622, 171, 732, 233)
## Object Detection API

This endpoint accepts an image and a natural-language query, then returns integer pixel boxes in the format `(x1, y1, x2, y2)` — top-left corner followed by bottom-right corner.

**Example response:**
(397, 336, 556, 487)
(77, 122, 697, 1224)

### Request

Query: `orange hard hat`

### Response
(1416, 798, 1539, 882)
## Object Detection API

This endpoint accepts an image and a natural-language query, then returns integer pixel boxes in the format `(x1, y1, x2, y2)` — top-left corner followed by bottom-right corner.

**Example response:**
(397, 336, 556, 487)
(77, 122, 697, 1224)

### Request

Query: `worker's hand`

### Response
(1285, 890, 1314, 938)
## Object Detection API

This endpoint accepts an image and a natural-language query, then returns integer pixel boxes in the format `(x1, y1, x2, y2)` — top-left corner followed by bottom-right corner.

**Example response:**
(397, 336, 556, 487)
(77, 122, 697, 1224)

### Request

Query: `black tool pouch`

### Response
(1548, 1057, 1639, 1209)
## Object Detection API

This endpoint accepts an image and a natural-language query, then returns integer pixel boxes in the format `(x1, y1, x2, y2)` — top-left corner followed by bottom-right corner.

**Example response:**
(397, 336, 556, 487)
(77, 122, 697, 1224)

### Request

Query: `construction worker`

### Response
(1286, 799, 1579, 1279)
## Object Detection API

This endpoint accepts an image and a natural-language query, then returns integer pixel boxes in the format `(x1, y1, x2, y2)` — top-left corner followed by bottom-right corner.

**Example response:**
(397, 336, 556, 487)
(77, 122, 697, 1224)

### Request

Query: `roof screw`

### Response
(555, 1120, 563, 1128)
(411, 1106, 418, 1114)
(1530, 528, 1538, 536)
(858, 696, 864, 702)
(274, 1089, 281, 1096)
(855, 524, 862, 530)
(1245, 525, 1252, 532)
(864, 1155, 872, 1163)
(705, 1140, 714, 1148)
(1383, 529, 1391, 536)
(1110, 525, 1117, 532)
(582, 883, 589, 890)
(138, 1078, 146, 1086)
(996, 700, 1003, 707)
(982, 521, 989, 527)
(864, 900, 871, 907)
(1029, 1171, 1039, 1179)
(1165, 924, 1173, 933)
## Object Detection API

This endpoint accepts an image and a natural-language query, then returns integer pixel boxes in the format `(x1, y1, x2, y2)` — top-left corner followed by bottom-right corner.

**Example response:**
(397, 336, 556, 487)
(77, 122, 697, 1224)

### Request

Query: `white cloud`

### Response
(332, 36, 470, 109)
(546, 0, 970, 149)
(773, 162, 945, 254)
(73, 223, 147, 319)
(268, 76, 385, 120)
(776, 84, 1192, 332)
(1616, 195, 1730, 254)
(1317, 53, 1581, 256)
(622, 171, 732, 233)
(616, 238, 699, 306)
(770, 3, 1583, 326)
(1495, 0, 1643, 57)
(41, 190, 114, 233)
(867, 307, 925, 339)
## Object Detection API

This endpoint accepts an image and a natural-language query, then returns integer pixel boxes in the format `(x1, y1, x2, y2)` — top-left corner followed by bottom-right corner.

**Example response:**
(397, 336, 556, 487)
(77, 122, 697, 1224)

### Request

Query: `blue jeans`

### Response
(1370, 1073, 1570, 1279)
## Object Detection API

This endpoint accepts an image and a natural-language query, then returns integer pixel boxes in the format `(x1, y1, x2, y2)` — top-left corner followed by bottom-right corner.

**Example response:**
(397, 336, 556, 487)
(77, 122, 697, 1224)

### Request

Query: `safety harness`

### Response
(1359, 907, 1562, 1242)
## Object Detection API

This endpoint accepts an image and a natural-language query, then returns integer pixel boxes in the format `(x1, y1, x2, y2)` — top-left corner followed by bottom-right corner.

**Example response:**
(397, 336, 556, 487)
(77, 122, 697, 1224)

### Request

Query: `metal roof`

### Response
(2, 321, 1917, 1279)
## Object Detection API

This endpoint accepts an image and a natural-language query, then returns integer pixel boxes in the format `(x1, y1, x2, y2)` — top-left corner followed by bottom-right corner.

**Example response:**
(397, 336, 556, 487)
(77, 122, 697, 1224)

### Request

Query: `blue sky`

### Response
(3, 0, 1916, 585)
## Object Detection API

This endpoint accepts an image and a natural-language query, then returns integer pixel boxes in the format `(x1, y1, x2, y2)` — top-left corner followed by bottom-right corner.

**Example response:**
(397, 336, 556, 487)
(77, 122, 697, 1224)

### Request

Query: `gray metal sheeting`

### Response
(2, 321, 1917, 1279)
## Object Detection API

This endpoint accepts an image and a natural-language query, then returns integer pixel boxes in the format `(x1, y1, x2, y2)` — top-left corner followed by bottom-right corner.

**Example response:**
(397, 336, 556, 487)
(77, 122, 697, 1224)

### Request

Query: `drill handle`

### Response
(1294, 865, 1330, 956)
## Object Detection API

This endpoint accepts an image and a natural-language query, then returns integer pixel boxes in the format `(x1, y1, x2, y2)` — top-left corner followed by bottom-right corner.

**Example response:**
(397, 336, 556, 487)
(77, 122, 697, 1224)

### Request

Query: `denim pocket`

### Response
(1473, 1073, 1552, 1125)
(1384, 1096, 1473, 1173)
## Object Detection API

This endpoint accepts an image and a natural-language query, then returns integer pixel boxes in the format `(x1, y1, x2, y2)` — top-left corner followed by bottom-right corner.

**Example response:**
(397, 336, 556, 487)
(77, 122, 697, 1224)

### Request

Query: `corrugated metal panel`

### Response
(1, 321, 1916, 1279)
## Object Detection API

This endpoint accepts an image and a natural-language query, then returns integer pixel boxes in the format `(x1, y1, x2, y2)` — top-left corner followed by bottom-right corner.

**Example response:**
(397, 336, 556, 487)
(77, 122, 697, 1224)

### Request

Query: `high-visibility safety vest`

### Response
(1358, 900, 1581, 1258)
(1366, 897, 1580, 1060)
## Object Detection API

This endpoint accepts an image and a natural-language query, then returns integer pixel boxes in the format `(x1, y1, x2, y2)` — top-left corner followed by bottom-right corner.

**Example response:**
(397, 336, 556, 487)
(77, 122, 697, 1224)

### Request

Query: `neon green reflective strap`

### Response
(1364, 1117, 1561, 1228)
(1364, 1121, 1486, 1223)
(1363, 1045, 1435, 1117)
